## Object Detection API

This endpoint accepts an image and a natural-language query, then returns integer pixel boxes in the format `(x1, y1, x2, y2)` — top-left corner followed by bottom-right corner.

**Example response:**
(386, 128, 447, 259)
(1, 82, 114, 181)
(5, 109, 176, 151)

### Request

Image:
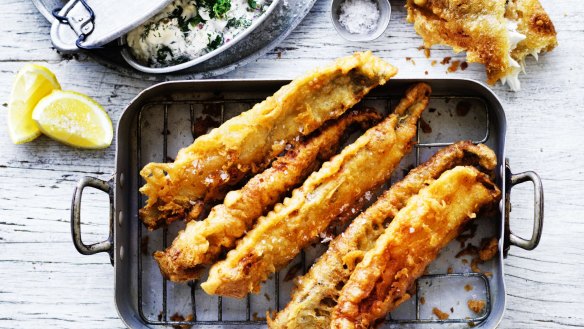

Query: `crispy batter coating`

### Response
(479, 237, 499, 262)
(139, 52, 398, 230)
(153, 110, 382, 282)
(407, 0, 513, 84)
(506, 0, 557, 63)
(268, 141, 497, 329)
(467, 299, 486, 314)
(432, 307, 450, 320)
(201, 83, 432, 298)
(406, 0, 556, 85)
(331, 166, 501, 329)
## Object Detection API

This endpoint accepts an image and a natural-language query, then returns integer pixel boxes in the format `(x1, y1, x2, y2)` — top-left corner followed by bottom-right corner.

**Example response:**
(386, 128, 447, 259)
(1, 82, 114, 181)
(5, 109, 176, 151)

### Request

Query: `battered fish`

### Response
(506, 0, 558, 65)
(331, 166, 501, 329)
(268, 141, 497, 329)
(201, 83, 432, 298)
(154, 110, 382, 282)
(406, 0, 556, 90)
(139, 52, 397, 230)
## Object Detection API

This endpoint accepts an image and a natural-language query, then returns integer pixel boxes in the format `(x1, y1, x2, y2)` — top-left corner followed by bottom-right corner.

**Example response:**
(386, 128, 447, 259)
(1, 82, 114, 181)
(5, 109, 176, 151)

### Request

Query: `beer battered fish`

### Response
(154, 110, 382, 282)
(201, 83, 432, 298)
(268, 141, 497, 329)
(331, 166, 501, 329)
(407, 0, 556, 91)
(506, 0, 558, 65)
(139, 51, 397, 230)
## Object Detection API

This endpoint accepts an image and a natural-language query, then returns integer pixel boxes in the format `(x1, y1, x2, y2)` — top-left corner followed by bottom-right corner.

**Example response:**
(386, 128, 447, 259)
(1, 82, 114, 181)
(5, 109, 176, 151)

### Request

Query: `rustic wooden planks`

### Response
(0, 0, 582, 328)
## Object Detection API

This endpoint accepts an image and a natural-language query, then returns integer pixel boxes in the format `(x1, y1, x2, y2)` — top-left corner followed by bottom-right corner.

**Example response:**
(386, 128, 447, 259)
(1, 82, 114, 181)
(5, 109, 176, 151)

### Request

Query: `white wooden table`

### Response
(1, 0, 583, 328)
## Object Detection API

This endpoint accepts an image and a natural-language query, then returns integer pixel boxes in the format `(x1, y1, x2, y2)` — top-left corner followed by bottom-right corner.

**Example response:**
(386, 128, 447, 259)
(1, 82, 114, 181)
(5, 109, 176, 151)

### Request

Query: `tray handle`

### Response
(504, 159, 544, 256)
(71, 176, 114, 264)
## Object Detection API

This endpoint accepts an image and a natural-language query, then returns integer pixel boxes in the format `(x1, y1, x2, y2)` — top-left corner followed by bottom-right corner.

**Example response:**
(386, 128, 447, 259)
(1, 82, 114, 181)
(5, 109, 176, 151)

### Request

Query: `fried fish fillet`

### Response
(506, 0, 558, 64)
(139, 52, 397, 230)
(331, 166, 501, 329)
(406, 0, 556, 90)
(153, 110, 382, 282)
(201, 83, 432, 298)
(268, 141, 497, 329)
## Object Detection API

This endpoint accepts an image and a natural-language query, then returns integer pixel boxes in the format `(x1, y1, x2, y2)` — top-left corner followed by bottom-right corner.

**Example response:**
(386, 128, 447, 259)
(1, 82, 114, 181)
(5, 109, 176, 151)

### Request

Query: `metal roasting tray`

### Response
(70, 79, 544, 329)
(32, 0, 317, 77)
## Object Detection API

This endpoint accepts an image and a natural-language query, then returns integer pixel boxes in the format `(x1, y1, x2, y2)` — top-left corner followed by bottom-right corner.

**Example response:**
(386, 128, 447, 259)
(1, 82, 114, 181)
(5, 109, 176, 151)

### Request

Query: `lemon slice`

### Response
(32, 90, 113, 149)
(7, 64, 61, 144)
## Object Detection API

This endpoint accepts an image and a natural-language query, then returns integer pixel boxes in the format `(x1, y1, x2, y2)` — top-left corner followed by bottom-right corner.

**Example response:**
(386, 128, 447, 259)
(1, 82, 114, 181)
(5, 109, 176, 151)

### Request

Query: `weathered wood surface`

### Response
(0, 0, 583, 328)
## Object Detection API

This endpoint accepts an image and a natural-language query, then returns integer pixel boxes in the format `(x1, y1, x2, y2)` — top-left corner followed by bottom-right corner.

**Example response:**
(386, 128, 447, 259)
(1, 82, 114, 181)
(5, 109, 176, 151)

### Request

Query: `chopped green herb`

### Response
(248, 0, 257, 9)
(197, 0, 215, 10)
(165, 6, 189, 34)
(213, 0, 231, 17)
(169, 6, 183, 19)
(207, 34, 224, 50)
(166, 54, 191, 66)
(183, 14, 205, 31)
(140, 24, 150, 41)
(226, 17, 252, 29)
(156, 46, 173, 64)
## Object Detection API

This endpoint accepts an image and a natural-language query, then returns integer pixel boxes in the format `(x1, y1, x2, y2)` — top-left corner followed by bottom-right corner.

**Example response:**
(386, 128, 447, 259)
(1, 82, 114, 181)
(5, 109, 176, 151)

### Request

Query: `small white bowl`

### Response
(331, 0, 391, 42)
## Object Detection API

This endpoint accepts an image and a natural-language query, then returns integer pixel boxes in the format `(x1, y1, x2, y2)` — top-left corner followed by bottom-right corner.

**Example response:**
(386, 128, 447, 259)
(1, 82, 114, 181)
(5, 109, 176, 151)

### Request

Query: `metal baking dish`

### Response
(70, 79, 544, 329)
(120, 0, 281, 74)
(33, 0, 318, 78)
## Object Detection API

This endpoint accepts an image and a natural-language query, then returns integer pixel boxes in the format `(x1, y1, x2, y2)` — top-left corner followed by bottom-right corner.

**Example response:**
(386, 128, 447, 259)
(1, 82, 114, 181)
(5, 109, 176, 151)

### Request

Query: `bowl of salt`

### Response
(331, 0, 391, 42)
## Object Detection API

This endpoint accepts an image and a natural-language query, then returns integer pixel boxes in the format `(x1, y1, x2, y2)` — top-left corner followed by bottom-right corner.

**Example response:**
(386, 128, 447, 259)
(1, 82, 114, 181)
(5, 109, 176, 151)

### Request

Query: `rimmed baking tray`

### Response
(70, 79, 544, 328)
(32, 0, 317, 77)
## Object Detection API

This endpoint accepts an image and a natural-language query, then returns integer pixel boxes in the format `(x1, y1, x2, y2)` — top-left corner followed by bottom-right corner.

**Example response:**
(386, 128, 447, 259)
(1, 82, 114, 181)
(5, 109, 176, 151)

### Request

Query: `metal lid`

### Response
(50, 0, 173, 52)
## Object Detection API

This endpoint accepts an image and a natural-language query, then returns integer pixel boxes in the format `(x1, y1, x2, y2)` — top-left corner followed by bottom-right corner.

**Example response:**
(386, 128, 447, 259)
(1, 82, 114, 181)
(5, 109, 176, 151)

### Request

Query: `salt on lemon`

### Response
(7, 64, 61, 144)
(32, 90, 113, 149)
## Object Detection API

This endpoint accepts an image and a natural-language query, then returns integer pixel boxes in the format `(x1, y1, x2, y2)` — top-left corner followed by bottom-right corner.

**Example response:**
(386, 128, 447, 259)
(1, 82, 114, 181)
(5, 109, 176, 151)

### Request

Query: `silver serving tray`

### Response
(32, 0, 317, 78)
(70, 79, 543, 329)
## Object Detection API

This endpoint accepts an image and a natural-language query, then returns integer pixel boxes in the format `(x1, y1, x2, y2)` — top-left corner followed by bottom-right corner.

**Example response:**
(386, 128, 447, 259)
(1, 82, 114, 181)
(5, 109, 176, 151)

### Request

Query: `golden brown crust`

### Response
(138, 52, 398, 230)
(200, 83, 431, 298)
(506, 0, 558, 63)
(432, 307, 450, 320)
(268, 141, 497, 329)
(479, 237, 499, 262)
(406, 0, 557, 85)
(331, 166, 501, 329)
(467, 299, 486, 314)
(406, 0, 512, 84)
(153, 110, 381, 282)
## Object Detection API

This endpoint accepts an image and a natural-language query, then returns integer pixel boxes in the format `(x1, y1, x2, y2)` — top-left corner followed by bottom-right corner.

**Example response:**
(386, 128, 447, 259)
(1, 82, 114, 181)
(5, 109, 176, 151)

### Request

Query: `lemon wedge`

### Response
(7, 64, 61, 144)
(32, 90, 113, 149)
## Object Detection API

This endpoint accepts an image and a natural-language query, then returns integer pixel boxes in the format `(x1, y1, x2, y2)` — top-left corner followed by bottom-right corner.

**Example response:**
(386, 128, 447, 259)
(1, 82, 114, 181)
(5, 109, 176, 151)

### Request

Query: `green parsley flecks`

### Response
(126, 0, 269, 67)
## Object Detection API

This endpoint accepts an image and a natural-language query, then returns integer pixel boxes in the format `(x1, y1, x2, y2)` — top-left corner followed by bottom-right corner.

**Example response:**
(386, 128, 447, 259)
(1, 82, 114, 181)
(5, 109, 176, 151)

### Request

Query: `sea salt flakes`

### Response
(364, 190, 373, 201)
(219, 171, 229, 181)
(338, 0, 380, 34)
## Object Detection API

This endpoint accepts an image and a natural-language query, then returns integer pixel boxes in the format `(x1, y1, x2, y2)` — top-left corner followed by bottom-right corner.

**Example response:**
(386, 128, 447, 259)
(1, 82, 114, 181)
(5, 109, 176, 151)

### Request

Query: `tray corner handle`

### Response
(505, 161, 544, 253)
(71, 176, 114, 264)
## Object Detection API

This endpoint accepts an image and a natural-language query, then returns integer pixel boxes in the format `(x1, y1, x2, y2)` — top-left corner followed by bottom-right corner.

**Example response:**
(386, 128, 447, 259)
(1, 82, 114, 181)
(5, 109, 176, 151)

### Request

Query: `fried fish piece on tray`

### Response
(200, 83, 431, 298)
(331, 166, 501, 329)
(139, 51, 398, 230)
(406, 0, 556, 90)
(268, 141, 497, 329)
(154, 110, 382, 282)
